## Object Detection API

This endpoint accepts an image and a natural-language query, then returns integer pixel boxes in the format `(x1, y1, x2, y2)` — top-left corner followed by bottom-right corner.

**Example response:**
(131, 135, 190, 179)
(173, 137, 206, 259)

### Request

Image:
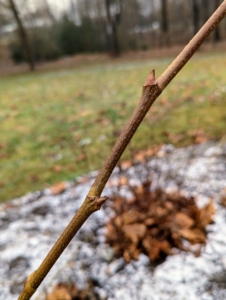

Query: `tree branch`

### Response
(18, 1, 226, 299)
(8, 0, 35, 71)
(0, 0, 10, 9)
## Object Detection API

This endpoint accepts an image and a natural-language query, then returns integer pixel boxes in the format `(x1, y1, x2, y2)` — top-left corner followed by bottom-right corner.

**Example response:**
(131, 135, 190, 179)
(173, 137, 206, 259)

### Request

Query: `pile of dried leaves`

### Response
(45, 281, 100, 300)
(106, 181, 215, 263)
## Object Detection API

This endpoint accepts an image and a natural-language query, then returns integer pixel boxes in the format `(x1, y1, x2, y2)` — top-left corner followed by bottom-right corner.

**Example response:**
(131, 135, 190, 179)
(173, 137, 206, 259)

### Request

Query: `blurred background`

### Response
(0, 0, 226, 202)
(0, 0, 225, 68)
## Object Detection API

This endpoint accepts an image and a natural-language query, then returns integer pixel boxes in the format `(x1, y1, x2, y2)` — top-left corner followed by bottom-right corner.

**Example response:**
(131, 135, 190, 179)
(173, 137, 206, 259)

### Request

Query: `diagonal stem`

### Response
(18, 1, 226, 299)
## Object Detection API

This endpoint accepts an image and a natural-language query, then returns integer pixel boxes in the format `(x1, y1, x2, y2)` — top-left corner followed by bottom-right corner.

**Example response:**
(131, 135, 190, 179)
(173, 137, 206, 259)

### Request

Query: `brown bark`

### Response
(18, 1, 226, 299)
(8, 0, 35, 71)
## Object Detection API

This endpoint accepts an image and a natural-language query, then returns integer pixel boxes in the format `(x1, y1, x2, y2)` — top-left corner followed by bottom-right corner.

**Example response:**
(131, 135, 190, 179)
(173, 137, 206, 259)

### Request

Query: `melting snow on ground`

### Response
(0, 141, 226, 300)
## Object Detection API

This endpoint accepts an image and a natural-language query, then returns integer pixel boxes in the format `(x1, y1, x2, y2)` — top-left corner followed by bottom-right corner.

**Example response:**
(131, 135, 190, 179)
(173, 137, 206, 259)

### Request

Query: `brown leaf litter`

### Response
(45, 281, 100, 300)
(105, 181, 215, 263)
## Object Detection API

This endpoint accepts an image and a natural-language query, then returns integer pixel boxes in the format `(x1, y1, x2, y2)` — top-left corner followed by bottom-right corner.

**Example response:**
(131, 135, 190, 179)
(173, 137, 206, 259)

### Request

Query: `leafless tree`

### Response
(159, 0, 170, 46)
(190, 0, 200, 35)
(0, 0, 35, 70)
(105, 0, 123, 56)
(202, 0, 210, 23)
(214, 0, 221, 42)
(160, 0, 168, 34)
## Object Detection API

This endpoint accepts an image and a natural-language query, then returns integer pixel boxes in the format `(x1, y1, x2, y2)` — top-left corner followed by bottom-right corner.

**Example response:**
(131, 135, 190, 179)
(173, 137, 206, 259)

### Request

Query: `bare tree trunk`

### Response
(150, 0, 158, 48)
(112, 23, 120, 56)
(161, 0, 168, 33)
(105, 0, 122, 57)
(191, 0, 200, 35)
(160, 0, 169, 47)
(8, 0, 35, 71)
(214, 0, 221, 42)
(202, 0, 210, 23)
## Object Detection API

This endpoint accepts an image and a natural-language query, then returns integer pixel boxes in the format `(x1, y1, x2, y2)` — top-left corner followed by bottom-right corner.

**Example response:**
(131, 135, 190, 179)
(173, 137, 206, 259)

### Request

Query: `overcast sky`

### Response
(24, 0, 71, 15)
(26, 0, 159, 18)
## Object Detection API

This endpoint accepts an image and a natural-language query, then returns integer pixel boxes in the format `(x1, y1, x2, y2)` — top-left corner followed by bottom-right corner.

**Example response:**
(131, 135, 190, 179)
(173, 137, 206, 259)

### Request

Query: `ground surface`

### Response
(0, 49, 226, 201)
(0, 141, 226, 300)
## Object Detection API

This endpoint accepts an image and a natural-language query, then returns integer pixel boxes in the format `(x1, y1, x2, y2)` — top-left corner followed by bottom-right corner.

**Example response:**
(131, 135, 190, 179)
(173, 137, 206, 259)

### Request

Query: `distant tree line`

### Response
(0, 0, 225, 70)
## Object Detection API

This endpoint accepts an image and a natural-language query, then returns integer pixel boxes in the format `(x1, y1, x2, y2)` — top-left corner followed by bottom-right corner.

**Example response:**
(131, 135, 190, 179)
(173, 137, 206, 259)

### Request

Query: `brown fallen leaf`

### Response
(0, 142, 8, 149)
(199, 200, 215, 227)
(79, 109, 91, 117)
(145, 145, 161, 157)
(45, 281, 97, 300)
(29, 174, 40, 182)
(106, 223, 115, 238)
(50, 182, 67, 195)
(123, 243, 141, 262)
(134, 185, 144, 198)
(220, 195, 226, 207)
(119, 177, 129, 186)
(45, 284, 72, 300)
(120, 160, 132, 170)
(53, 165, 63, 172)
(143, 238, 172, 261)
(165, 201, 174, 211)
(66, 165, 74, 171)
(178, 228, 206, 244)
(168, 132, 183, 143)
(175, 212, 194, 229)
(77, 153, 87, 160)
(159, 98, 168, 106)
(0, 181, 5, 187)
(188, 129, 209, 144)
(123, 249, 131, 263)
(144, 218, 155, 226)
(0, 152, 10, 159)
(102, 118, 110, 126)
(78, 176, 90, 184)
(152, 206, 168, 218)
(134, 151, 147, 163)
(121, 210, 145, 225)
(114, 215, 123, 227)
(69, 125, 77, 132)
(123, 223, 146, 244)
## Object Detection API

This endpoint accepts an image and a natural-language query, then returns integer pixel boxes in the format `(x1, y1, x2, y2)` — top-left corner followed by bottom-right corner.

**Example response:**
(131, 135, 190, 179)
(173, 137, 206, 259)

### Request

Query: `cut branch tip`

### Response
(144, 69, 156, 86)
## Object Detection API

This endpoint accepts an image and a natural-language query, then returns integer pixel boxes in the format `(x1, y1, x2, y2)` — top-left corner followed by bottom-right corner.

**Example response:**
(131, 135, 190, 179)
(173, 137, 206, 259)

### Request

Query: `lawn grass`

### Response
(0, 52, 226, 202)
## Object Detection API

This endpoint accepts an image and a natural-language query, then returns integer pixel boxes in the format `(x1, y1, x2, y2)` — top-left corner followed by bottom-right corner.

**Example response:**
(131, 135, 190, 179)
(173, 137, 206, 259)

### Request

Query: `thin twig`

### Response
(18, 1, 226, 299)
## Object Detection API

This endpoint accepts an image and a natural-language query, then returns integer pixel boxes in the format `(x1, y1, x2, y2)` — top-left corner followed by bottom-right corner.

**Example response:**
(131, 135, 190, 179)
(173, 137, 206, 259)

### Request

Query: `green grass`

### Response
(0, 52, 226, 202)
